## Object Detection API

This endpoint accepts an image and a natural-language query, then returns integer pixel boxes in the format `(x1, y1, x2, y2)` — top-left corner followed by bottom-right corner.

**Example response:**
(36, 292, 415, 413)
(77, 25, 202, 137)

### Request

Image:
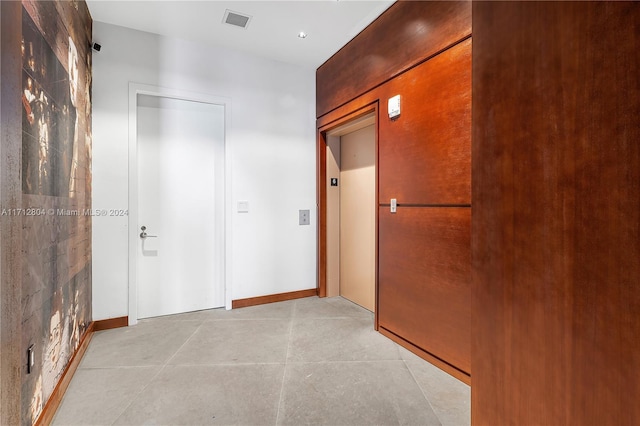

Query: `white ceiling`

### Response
(86, 0, 395, 69)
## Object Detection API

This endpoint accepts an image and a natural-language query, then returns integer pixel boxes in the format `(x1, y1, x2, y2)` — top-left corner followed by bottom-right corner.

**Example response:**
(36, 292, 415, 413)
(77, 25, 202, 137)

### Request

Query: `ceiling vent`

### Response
(223, 10, 252, 29)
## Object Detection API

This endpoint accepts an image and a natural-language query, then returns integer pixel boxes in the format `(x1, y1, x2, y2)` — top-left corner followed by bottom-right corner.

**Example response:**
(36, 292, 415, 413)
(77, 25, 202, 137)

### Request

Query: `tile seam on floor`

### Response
(79, 335, 204, 370)
(109, 321, 206, 425)
(57, 299, 468, 425)
(201, 318, 297, 322)
(80, 363, 165, 369)
(402, 358, 444, 426)
(157, 362, 287, 367)
(78, 365, 163, 370)
(156, 358, 405, 368)
(285, 359, 404, 365)
(275, 305, 296, 425)
(164, 321, 206, 365)
(137, 319, 203, 324)
(292, 316, 371, 320)
(109, 364, 169, 426)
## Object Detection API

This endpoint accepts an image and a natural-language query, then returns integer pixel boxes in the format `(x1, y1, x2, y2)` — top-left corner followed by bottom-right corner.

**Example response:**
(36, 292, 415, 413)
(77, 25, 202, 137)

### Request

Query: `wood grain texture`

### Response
(93, 316, 128, 332)
(378, 38, 471, 205)
(379, 207, 471, 374)
(317, 0, 471, 118)
(472, 2, 640, 425)
(232, 289, 317, 309)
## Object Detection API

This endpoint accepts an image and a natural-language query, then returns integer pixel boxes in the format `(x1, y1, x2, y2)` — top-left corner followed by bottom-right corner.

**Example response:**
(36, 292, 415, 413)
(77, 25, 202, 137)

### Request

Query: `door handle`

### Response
(140, 225, 157, 239)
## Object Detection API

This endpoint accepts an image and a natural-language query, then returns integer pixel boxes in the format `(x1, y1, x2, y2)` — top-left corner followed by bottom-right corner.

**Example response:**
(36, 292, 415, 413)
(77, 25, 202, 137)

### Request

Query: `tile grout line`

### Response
(109, 319, 207, 426)
(58, 298, 464, 425)
(402, 356, 444, 426)
(274, 299, 297, 425)
(164, 320, 206, 365)
(109, 364, 167, 426)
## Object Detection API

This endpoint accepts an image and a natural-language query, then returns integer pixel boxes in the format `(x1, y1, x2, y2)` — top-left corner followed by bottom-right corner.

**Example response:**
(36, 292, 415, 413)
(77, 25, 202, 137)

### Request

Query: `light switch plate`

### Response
(390, 198, 397, 213)
(299, 209, 310, 225)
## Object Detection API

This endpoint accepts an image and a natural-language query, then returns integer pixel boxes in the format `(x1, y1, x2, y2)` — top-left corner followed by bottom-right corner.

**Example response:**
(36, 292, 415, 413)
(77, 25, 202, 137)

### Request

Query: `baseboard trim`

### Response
(232, 288, 318, 309)
(378, 326, 471, 386)
(35, 321, 95, 426)
(93, 316, 129, 331)
(35, 316, 128, 425)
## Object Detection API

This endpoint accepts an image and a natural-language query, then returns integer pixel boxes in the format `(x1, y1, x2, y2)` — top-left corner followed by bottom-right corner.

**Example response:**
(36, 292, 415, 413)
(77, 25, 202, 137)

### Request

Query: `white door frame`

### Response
(128, 83, 233, 325)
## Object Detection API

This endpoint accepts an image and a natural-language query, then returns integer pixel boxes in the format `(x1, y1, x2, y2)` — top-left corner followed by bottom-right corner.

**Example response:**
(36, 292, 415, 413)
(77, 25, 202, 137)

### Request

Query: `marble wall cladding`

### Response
(19, 1, 92, 425)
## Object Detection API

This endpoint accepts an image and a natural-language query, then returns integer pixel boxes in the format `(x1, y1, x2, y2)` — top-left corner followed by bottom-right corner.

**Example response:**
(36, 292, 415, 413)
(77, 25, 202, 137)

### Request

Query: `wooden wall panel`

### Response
(472, 2, 640, 425)
(317, 0, 473, 383)
(379, 207, 471, 374)
(316, 0, 471, 118)
(378, 38, 471, 205)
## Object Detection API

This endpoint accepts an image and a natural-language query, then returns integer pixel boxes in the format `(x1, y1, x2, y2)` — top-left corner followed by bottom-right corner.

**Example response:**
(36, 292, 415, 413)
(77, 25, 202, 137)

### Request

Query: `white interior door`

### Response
(136, 94, 225, 319)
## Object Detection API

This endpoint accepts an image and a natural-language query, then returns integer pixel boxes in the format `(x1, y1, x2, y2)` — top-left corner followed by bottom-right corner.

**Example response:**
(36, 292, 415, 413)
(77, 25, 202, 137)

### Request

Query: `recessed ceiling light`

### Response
(298, 31, 307, 39)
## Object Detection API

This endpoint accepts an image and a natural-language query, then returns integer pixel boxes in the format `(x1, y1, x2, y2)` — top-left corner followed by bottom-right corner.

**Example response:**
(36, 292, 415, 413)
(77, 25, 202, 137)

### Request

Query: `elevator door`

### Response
(340, 124, 376, 311)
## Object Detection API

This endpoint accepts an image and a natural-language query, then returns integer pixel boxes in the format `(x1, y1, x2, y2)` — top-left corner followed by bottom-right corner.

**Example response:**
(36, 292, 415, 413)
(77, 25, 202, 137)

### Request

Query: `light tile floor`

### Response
(53, 296, 470, 426)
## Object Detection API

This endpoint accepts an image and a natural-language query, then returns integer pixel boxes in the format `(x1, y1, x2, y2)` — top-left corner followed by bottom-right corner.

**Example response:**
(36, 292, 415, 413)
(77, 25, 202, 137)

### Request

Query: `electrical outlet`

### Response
(27, 344, 35, 374)
(299, 209, 310, 225)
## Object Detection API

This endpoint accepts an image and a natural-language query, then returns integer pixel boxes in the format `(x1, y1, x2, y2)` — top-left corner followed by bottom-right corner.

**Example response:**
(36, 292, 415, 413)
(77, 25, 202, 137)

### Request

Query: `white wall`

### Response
(92, 22, 317, 320)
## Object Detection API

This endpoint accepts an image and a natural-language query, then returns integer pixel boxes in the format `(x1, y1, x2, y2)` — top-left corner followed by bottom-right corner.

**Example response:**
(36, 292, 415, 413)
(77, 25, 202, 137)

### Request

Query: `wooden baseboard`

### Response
(34, 321, 95, 426)
(93, 316, 128, 331)
(34, 316, 128, 425)
(232, 288, 318, 309)
(378, 326, 471, 386)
